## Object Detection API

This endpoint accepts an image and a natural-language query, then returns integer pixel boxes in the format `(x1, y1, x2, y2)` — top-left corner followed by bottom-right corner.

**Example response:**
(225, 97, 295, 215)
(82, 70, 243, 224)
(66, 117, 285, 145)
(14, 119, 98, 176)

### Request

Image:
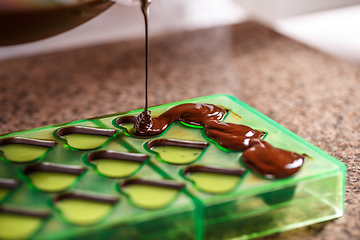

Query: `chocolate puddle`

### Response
(241, 140, 304, 179)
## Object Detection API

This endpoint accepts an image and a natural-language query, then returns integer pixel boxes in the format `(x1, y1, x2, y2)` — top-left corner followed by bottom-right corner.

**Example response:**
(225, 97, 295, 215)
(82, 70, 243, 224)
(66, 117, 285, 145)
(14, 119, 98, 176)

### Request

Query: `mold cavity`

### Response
(0, 178, 20, 202)
(0, 137, 56, 163)
(56, 126, 117, 150)
(87, 150, 148, 178)
(115, 116, 137, 135)
(147, 139, 209, 165)
(23, 163, 86, 192)
(53, 192, 118, 226)
(0, 207, 49, 240)
(120, 179, 184, 209)
(183, 166, 246, 194)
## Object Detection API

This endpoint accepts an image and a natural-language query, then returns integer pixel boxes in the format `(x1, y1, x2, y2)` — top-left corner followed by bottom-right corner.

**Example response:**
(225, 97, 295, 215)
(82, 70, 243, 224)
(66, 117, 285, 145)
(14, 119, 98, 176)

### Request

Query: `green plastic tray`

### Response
(0, 94, 345, 240)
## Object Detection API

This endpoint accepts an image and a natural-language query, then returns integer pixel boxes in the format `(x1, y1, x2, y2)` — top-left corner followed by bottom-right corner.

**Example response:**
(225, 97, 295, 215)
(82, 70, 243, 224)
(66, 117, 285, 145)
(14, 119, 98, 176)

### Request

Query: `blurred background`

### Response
(1, 0, 360, 63)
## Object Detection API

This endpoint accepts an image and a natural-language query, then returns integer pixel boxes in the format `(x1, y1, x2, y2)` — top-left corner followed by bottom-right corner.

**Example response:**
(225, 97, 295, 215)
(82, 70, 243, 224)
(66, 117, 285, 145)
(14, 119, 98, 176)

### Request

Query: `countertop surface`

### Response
(0, 21, 359, 239)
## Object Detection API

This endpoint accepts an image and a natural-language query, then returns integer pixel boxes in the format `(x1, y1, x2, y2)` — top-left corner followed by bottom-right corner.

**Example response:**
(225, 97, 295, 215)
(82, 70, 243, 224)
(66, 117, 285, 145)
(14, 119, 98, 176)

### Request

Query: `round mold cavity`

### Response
(0, 137, 57, 163)
(0, 178, 20, 202)
(22, 162, 86, 193)
(147, 139, 209, 165)
(56, 126, 117, 150)
(183, 165, 246, 194)
(119, 179, 184, 210)
(52, 192, 119, 226)
(0, 206, 50, 240)
(86, 150, 149, 178)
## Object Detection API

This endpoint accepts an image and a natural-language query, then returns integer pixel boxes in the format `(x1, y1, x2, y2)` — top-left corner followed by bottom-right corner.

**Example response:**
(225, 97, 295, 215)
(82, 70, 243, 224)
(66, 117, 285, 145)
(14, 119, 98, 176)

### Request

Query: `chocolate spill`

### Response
(241, 140, 305, 179)
(87, 150, 149, 164)
(22, 162, 86, 176)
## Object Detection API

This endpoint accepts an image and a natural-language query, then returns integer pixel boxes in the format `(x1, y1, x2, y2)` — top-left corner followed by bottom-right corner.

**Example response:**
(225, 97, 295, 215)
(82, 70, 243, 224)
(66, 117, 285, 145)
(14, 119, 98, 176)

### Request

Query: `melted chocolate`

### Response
(203, 120, 264, 151)
(241, 140, 304, 179)
(134, 103, 227, 136)
(131, 103, 304, 179)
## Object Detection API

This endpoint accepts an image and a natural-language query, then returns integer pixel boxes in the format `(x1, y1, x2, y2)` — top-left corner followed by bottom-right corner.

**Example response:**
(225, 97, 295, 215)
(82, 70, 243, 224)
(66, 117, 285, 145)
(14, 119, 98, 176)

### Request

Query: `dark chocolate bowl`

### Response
(0, 0, 114, 46)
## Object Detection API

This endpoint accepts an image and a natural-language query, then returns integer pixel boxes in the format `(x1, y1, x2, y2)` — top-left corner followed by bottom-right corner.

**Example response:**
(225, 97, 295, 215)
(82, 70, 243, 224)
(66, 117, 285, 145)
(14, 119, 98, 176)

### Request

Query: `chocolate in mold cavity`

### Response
(0, 178, 20, 190)
(52, 192, 119, 205)
(241, 140, 305, 179)
(22, 162, 86, 176)
(0, 206, 50, 219)
(120, 178, 185, 190)
(183, 165, 246, 177)
(147, 139, 209, 150)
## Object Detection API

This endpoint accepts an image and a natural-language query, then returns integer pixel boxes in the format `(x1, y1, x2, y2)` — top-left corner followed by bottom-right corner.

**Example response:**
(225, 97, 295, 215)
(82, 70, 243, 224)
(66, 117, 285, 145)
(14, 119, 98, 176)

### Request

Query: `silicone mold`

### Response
(0, 94, 345, 240)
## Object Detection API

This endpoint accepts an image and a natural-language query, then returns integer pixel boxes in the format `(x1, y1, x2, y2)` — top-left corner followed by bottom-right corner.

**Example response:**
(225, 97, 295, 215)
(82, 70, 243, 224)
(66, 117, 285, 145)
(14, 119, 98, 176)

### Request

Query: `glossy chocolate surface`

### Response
(241, 140, 304, 179)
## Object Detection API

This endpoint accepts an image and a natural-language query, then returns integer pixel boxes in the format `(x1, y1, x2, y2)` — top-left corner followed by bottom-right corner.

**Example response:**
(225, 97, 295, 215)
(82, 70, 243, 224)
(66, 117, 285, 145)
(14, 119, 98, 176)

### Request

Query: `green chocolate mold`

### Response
(0, 137, 56, 163)
(56, 126, 117, 150)
(147, 139, 209, 165)
(22, 162, 86, 192)
(183, 166, 246, 194)
(53, 193, 118, 226)
(87, 150, 149, 178)
(120, 179, 184, 210)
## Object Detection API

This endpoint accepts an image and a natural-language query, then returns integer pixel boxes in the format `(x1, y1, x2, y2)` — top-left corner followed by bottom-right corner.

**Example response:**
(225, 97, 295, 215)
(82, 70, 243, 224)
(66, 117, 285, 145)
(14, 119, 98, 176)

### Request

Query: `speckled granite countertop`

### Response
(0, 21, 359, 239)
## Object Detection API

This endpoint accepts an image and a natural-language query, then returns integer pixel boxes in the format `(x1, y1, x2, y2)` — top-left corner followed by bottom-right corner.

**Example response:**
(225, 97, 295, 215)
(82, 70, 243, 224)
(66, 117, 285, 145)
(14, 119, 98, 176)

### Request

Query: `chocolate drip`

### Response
(241, 140, 304, 179)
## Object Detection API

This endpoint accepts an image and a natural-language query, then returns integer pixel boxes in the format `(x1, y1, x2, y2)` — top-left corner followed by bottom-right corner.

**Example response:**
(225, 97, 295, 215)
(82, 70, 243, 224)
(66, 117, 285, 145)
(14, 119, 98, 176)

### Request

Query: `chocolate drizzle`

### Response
(131, 103, 305, 179)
